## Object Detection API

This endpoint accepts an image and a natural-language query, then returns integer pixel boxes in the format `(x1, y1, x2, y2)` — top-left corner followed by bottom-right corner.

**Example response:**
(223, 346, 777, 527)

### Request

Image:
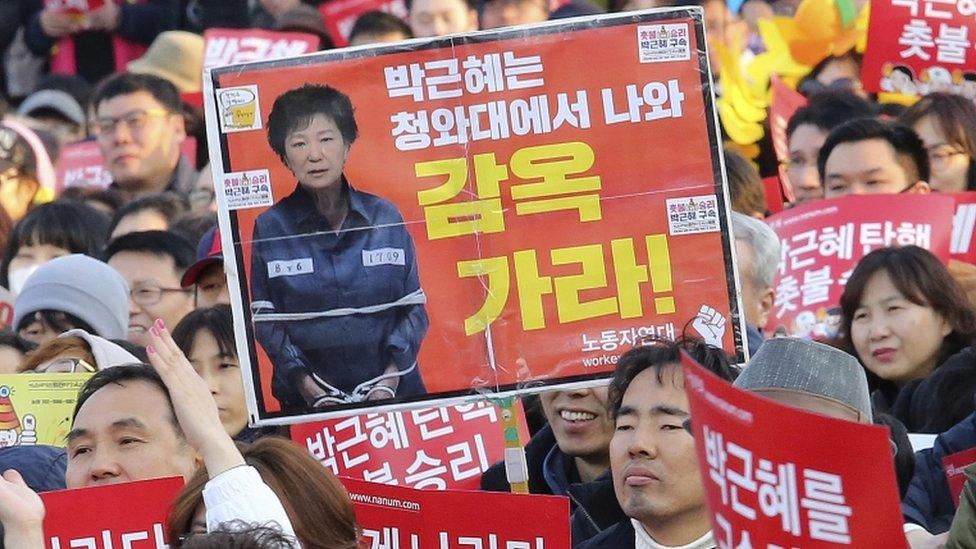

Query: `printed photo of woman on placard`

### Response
(249, 84, 428, 413)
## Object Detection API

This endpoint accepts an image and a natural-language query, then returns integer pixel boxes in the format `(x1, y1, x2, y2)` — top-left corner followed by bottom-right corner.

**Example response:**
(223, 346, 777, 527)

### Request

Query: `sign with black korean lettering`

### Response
(204, 8, 743, 424)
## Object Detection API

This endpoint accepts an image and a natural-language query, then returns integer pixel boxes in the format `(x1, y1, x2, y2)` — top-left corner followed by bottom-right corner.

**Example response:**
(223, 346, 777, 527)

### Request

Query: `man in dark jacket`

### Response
(578, 338, 737, 549)
(480, 386, 624, 544)
(904, 410, 976, 534)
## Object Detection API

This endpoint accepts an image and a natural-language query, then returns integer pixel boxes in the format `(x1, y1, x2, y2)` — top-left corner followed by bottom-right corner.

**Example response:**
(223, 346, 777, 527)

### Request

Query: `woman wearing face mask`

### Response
(840, 246, 976, 433)
(900, 93, 976, 193)
(0, 200, 109, 295)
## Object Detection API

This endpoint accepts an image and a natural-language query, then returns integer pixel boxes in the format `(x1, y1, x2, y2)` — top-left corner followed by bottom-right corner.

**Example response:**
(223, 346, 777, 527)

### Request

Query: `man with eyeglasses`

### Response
(90, 73, 196, 199)
(104, 231, 196, 348)
(180, 226, 230, 309)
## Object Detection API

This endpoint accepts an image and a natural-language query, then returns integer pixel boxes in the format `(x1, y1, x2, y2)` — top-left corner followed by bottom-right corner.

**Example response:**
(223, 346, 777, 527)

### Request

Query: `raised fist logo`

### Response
(692, 305, 726, 347)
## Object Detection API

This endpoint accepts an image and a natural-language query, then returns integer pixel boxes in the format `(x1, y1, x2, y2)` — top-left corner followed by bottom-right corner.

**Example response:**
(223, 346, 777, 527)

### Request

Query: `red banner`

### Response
(203, 29, 320, 69)
(764, 194, 955, 336)
(862, 0, 976, 100)
(206, 10, 744, 424)
(291, 401, 526, 489)
(41, 477, 183, 548)
(943, 447, 976, 508)
(682, 353, 907, 548)
(342, 477, 570, 547)
(56, 140, 112, 191)
(768, 75, 807, 205)
(319, 0, 408, 47)
(951, 191, 976, 263)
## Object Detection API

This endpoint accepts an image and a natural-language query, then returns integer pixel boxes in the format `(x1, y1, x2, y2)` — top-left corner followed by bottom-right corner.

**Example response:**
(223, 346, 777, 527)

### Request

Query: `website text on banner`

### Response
(681, 353, 908, 548)
(343, 476, 570, 547)
(204, 9, 743, 424)
(764, 193, 955, 338)
(41, 476, 183, 549)
(861, 0, 976, 99)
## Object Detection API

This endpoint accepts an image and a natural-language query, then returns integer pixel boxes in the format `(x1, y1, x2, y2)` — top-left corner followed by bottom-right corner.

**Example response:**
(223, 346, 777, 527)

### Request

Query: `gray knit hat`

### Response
(13, 255, 129, 340)
(734, 337, 872, 421)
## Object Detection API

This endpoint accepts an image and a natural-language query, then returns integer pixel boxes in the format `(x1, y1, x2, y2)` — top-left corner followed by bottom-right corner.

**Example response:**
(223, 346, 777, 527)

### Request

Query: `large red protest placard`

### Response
(291, 401, 526, 489)
(682, 354, 907, 548)
(764, 194, 954, 337)
(204, 10, 743, 424)
(319, 0, 408, 47)
(41, 477, 183, 548)
(343, 477, 570, 547)
(862, 0, 976, 99)
(203, 29, 320, 69)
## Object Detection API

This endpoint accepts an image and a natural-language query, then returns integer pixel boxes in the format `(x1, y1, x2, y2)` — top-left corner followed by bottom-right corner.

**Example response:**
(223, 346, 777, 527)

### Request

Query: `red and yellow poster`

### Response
(204, 10, 744, 424)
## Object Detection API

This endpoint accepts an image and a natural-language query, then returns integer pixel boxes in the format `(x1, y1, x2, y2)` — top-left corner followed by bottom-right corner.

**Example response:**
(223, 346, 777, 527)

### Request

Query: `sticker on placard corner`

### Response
(222, 169, 273, 210)
(637, 23, 691, 63)
(666, 195, 719, 235)
(218, 85, 262, 133)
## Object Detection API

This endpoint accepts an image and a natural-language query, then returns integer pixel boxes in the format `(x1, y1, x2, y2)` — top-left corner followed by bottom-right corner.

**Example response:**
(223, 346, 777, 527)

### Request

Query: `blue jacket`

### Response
(250, 181, 428, 409)
(903, 411, 976, 533)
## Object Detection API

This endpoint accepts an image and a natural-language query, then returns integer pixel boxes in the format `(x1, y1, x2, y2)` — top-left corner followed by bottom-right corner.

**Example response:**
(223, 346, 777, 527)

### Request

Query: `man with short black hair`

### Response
(90, 72, 195, 198)
(407, 0, 478, 37)
(104, 230, 195, 347)
(784, 90, 876, 204)
(578, 338, 737, 549)
(819, 117, 931, 198)
(65, 364, 197, 488)
(348, 11, 414, 46)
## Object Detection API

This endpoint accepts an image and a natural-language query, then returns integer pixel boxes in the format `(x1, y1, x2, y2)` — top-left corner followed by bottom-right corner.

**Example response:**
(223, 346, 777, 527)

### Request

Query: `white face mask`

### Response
(8, 264, 39, 296)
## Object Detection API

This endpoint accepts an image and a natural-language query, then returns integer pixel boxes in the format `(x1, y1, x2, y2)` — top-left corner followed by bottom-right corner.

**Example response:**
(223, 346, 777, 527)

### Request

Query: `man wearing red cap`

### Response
(181, 226, 230, 309)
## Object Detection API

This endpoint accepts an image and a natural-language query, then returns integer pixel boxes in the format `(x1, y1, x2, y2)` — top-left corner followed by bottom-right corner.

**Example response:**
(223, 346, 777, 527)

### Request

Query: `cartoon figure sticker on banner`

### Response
(218, 85, 262, 133)
(204, 8, 744, 425)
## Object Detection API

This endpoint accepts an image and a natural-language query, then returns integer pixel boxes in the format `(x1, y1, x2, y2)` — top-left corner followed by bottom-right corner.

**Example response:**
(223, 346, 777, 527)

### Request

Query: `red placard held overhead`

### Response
(768, 75, 807, 205)
(41, 477, 183, 548)
(764, 194, 954, 337)
(682, 353, 908, 548)
(291, 401, 527, 489)
(343, 477, 570, 547)
(862, 0, 976, 100)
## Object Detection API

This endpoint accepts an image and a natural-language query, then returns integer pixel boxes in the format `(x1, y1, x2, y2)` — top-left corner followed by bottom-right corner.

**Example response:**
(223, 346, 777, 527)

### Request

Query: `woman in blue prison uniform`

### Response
(250, 84, 428, 412)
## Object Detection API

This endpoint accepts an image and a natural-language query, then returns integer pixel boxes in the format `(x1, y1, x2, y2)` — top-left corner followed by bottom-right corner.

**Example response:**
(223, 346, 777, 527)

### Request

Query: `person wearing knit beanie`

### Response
(13, 255, 129, 345)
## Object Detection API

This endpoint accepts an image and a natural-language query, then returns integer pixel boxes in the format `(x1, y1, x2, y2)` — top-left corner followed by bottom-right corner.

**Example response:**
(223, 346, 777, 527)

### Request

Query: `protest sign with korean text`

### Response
(862, 0, 976, 99)
(56, 140, 112, 191)
(0, 373, 91, 448)
(764, 194, 954, 337)
(343, 477, 570, 547)
(41, 477, 183, 549)
(204, 9, 744, 424)
(203, 28, 320, 69)
(682, 353, 908, 548)
(292, 401, 526, 489)
(319, 0, 408, 47)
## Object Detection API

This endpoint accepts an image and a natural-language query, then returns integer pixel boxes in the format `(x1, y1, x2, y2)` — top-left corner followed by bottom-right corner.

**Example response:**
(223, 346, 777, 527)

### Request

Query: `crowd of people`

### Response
(0, 0, 976, 547)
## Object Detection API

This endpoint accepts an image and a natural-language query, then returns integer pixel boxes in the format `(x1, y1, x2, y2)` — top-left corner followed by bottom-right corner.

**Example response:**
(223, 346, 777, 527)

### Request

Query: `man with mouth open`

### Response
(577, 338, 737, 549)
(481, 384, 624, 541)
